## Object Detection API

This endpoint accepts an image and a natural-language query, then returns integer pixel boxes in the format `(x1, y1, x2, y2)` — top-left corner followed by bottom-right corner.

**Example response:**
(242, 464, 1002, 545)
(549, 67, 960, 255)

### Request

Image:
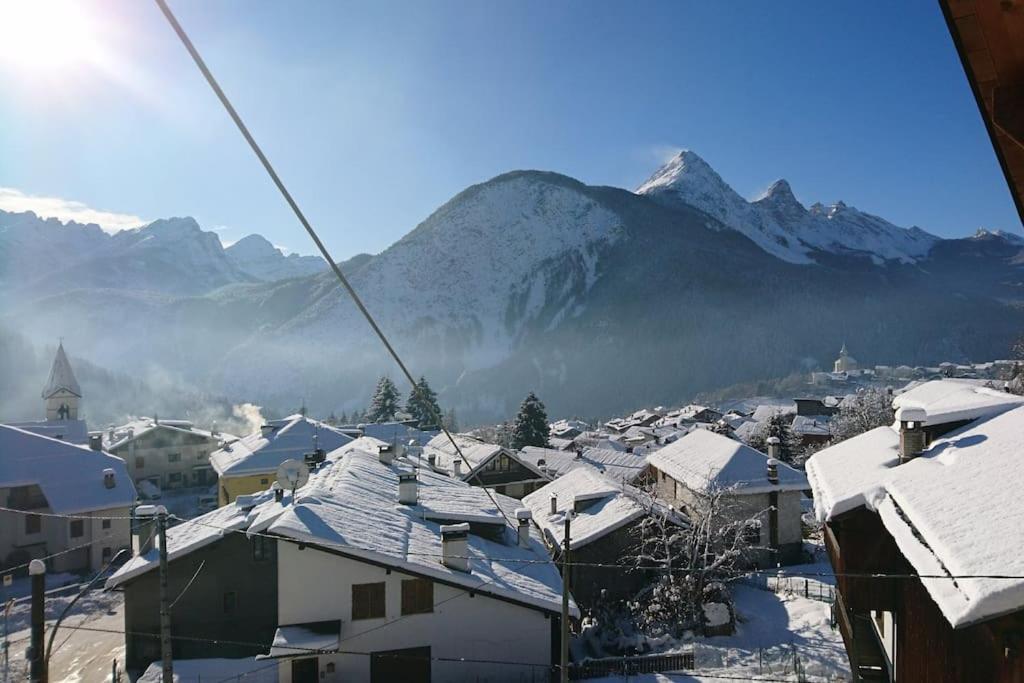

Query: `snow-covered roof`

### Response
(41, 342, 81, 399)
(891, 379, 1024, 426)
(103, 417, 226, 451)
(522, 467, 648, 550)
(646, 430, 808, 495)
(805, 426, 901, 521)
(210, 415, 353, 477)
(808, 404, 1024, 628)
(4, 419, 88, 445)
(110, 445, 575, 616)
(751, 403, 796, 422)
(262, 621, 340, 659)
(422, 433, 502, 475)
(519, 446, 648, 483)
(0, 425, 136, 514)
(790, 415, 831, 437)
(354, 421, 437, 446)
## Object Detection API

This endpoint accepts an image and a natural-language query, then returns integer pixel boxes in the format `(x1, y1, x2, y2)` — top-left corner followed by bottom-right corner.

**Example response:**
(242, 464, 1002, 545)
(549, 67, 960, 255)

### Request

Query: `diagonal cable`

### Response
(152, 0, 513, 525)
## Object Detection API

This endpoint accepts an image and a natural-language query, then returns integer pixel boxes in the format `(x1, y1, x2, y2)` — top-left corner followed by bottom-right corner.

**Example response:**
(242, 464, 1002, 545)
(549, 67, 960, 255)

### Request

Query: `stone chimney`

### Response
(550, 494, 558, 515)
(89, 434, 103, 451)
(440, 523, 470, 572)
(398, 471, 418, 505)
(515, 508, 532, 548)
(379, 446, 394, 466)
(896, 406, 927, 463)
(453, 458, 462, 477)
(766, 435, 781, 461)
(766, 458, 779, 485)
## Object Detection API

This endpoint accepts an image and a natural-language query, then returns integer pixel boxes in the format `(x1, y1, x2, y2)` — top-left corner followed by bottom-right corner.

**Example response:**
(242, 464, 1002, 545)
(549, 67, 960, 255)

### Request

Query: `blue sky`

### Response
(0, 0, 1019, 258)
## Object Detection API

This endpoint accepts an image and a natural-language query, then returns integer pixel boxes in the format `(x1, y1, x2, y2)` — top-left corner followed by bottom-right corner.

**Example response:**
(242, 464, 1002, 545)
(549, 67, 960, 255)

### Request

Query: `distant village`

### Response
(2, 342, 1023, 682)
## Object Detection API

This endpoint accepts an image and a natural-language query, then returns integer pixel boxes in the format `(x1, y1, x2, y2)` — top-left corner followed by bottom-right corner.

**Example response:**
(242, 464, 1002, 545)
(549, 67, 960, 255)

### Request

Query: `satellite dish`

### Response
(277, 458, 310, 496)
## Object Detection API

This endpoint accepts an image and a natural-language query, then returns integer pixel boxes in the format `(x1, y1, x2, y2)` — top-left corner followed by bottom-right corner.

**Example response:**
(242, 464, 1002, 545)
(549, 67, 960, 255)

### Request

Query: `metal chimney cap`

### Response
(29, 559, 46, 576)
(135, 504, 167, 517)
(766, 458, 780, 467)
(765, 436, 781, 445)
(515, 508, 533, 521)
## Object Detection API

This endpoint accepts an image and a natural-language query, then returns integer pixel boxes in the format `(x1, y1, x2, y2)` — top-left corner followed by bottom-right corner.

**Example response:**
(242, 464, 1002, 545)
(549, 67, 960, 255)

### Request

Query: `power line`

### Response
(3, 502, 1020, 581)
(150, 0, 515, 530)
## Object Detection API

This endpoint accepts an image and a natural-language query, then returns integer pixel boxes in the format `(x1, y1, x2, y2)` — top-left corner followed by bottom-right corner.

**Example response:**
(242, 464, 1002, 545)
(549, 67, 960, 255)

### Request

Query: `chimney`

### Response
(103, 468, 116, 489)
(89, 434, 103, 451)
(550, 494, 558, 515)
(211, 421, 219, 437)
(896, 406, 928, 463)
(440, 523, 470, 572)
(537, 458, 546, 469)
(453, 459, 462, 477)
(379, 446, 394, 466)
(766, 458, 779, 485)
(427, 453, 437, 469)
(515, 508, 532, 548)
(274, 483, 284, 503)
(133, 504, 166, 555)
(765, 436, 781, 461)
(398, 471, 418, 505)
(260, 424, 274, 438)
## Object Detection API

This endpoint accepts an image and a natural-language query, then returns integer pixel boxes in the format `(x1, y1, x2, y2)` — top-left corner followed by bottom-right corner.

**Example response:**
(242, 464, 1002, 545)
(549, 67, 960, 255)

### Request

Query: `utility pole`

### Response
(157, 508, 173, 683)
(560, 514, 571, 683)
(28, 559, 46, 683)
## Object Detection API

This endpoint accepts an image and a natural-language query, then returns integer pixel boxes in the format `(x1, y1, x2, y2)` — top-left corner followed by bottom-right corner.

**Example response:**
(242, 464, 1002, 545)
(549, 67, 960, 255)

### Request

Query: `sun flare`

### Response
(0, 0, 103, 73)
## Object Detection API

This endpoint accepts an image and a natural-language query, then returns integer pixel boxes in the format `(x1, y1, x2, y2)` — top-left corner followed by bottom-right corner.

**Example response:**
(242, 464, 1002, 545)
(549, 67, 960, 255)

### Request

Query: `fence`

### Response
(740, 573, 835, 604)
(569, 650, 694, 679)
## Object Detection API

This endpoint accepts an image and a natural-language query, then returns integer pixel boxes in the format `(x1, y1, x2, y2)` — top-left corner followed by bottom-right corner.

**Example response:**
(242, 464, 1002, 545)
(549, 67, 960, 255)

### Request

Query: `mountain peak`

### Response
(227, 234, 279, 258)
(636, 149, 724, 194)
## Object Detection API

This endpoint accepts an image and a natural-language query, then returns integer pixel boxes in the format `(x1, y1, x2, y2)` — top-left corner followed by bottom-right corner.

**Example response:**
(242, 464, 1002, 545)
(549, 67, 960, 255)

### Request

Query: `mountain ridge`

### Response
(2, 151, 1022, 422)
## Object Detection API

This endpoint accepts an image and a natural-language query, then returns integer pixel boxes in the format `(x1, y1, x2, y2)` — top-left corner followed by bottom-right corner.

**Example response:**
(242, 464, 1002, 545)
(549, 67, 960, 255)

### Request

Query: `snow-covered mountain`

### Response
(0, 210, 323, 296)
(225, 234, 326, 282)
(3, 151, 1023, 422)
(637, 150, 938, 264)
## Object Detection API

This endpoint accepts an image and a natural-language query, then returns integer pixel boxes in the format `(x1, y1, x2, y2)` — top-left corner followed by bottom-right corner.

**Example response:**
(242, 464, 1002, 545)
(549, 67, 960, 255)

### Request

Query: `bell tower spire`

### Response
(42, 341, 82, 421)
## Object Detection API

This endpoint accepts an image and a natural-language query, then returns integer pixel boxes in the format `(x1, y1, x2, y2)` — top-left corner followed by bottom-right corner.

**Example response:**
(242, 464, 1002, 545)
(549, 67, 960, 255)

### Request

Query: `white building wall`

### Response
(277, 543, 554, 683)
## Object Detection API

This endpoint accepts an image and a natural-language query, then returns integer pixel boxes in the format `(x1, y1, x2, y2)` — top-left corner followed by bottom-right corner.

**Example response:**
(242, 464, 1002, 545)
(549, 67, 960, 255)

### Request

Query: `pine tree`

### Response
(406, 376, 442, 429)
(367, 376, 400, 423)
(511, 392, 550, 449)
(338, 411, 349, 425)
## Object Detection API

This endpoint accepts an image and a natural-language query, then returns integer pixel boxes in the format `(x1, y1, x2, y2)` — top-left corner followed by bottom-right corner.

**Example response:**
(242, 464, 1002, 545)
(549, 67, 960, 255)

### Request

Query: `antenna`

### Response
(276, 458, 310, 500)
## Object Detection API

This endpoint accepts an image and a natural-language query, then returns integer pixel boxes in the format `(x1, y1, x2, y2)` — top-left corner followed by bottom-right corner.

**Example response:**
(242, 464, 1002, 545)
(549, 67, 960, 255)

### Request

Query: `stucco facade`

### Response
(276, 543, 557, 683)
(651, 467, 804, 566)
(107, 423, 221, 491)
(218, 472, 275, 506)
(0, 496, 130, 573)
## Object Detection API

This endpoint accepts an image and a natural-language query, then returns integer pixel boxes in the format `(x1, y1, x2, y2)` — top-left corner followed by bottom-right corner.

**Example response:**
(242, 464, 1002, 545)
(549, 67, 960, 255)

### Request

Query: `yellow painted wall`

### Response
(218, 472, 274, 506)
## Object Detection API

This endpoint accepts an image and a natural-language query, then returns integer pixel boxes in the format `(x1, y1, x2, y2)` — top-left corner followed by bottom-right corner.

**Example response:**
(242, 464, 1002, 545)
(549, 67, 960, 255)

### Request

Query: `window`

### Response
(223, 591, 237, 614)
(401, 579, 434, 615)
(135, 456, 145, 469)
(260, 478, 269, 486)
(25, 514, 41, 535)
(167, 453, 181, 463)
(70, 520, 84, 538)
(168, 473, 182, 484)
(197, 451, 207, 460)
(102, 519, 111, 530)
(351, 582, 386, 620)
(252, 535, 272, 562)
(102, 547, 112, 564)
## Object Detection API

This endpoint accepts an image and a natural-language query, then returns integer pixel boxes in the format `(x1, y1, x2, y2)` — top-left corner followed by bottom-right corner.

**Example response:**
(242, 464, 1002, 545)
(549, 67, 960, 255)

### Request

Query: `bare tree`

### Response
(625, 481, 763, 637)
(830, 387, 893, 442)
